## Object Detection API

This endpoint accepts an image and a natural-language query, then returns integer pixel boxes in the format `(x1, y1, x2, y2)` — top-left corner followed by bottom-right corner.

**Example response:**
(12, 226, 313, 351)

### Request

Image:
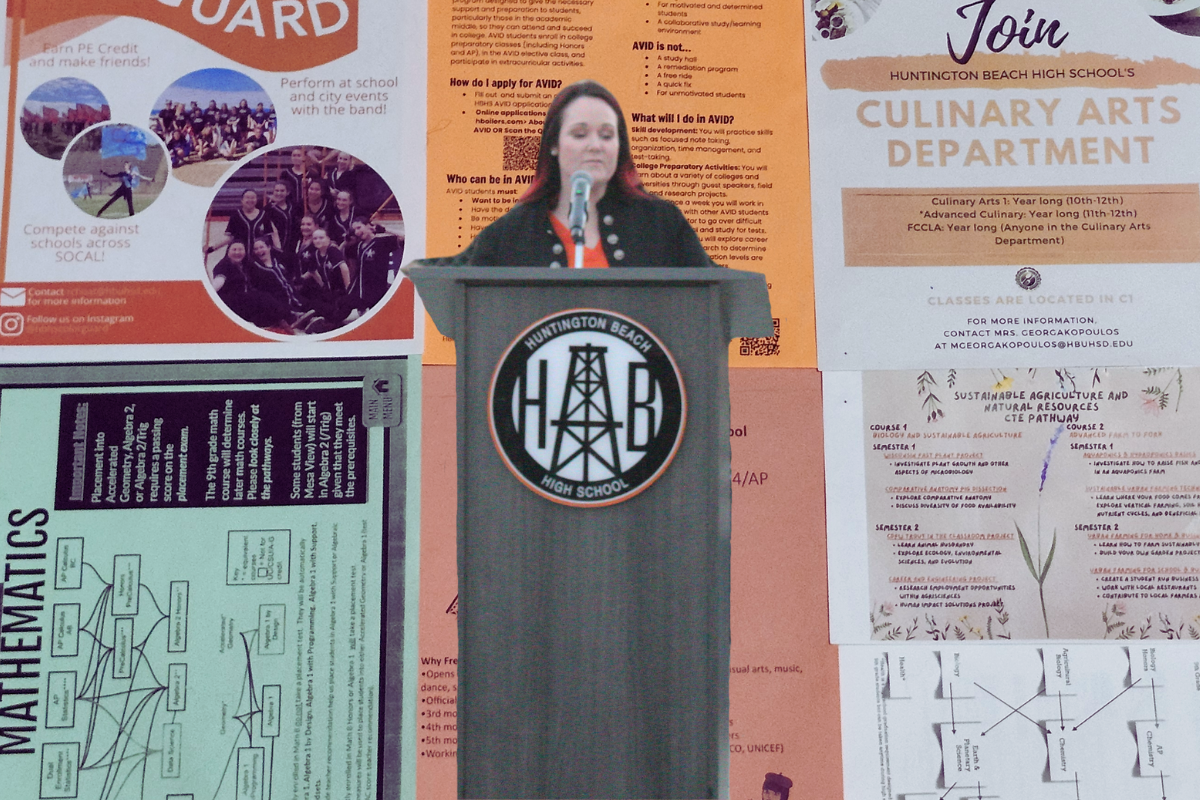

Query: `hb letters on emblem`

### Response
(490, 309, 685, 507)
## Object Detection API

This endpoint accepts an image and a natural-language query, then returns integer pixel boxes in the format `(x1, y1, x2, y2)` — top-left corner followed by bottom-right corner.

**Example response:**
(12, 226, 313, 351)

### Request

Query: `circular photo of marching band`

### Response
(201, 145, 404, 339)
(151, 68, 277, 187)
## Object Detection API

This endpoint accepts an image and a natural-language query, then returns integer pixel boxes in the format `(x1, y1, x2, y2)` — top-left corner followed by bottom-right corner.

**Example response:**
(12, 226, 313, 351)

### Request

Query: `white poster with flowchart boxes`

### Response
(0, 359, 414, 800)
(841, 642, 1196, 800)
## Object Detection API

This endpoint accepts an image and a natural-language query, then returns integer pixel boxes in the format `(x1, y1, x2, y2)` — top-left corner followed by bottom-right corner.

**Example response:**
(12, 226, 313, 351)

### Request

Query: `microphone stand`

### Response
(568, 171, 590, 269)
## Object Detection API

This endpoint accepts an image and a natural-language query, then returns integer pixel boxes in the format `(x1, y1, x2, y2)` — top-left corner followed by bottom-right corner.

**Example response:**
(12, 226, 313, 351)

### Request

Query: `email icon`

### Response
(1, 287, 26, 307)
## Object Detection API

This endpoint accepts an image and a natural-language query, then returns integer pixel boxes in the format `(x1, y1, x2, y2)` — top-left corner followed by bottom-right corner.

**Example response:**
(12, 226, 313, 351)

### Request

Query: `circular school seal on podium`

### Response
(489, 309, 686, 507)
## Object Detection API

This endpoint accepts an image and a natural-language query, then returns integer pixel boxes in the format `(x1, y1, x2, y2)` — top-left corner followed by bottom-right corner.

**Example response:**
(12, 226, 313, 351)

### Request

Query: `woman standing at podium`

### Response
(460, 80, 716, 268)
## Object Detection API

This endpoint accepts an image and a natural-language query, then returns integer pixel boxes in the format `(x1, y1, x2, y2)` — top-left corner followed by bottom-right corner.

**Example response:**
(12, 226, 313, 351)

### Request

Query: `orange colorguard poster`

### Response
(1, 0, 425, 360)
(425, 0, 814, 367)
(417, 366, 840, 799)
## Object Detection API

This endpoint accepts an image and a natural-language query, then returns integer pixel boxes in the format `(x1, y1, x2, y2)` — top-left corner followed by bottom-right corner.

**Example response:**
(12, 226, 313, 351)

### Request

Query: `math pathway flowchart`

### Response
(3, 503, 382, 800)
(30, 528, 295, 800)
(0, 375, 392, 800)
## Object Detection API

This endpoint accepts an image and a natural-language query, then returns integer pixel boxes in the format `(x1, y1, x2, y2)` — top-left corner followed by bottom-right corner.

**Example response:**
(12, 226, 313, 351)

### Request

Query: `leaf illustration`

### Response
(1041, 529, 1057, 582)
(1015, 522, 1039, 582)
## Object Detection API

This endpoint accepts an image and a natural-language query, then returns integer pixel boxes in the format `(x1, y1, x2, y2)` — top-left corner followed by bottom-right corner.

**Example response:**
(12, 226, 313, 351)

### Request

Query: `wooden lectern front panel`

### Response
(457, 281, 730, 799)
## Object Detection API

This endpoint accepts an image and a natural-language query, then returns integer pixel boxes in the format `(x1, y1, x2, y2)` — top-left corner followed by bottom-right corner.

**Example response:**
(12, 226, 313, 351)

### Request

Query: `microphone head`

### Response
(569, 170, 592, 194)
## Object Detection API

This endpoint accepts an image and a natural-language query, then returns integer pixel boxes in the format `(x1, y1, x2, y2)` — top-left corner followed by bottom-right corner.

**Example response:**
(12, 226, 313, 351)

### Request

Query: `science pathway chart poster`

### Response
(841, 642, 1200, 799)
(0, 357, 417, 800)
(0, 1, 425, 361)
(425, 0, 812, 368)
(414, 367, 841, 800)
(825, 366, 1200, 644)
(807, 0, 1200, 370)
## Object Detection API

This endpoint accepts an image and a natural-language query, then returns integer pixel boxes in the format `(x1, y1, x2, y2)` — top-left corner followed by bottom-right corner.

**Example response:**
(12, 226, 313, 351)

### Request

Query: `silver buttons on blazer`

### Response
(606, 234, 618, 245)
(549, 226, 562, 267)
(613, 250, 625, 261)
(603, 215, 614, 226)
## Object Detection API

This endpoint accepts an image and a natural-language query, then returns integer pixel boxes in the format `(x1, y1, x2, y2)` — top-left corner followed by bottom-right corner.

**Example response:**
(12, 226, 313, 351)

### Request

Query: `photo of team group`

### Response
(61, 123, 168, 218)
(21, 77, 111, 159)
(151, 68, 277, 187)
(202, 146, 404, 338)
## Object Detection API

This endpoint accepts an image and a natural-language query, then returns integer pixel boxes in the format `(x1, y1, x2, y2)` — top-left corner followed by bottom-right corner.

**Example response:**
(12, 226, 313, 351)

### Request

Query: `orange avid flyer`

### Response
(425, 0, 812, 367)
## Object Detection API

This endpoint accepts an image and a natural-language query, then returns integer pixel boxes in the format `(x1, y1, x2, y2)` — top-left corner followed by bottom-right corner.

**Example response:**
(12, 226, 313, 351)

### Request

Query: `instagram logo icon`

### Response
(0, 312, 24, 336)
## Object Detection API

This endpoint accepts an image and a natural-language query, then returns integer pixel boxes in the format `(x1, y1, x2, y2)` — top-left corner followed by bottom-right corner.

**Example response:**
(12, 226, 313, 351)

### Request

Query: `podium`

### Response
(409, 266, 772, 799)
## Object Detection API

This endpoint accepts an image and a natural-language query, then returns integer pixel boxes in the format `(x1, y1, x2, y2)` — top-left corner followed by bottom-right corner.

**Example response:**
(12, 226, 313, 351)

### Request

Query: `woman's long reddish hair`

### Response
(519, 80, 647, 205)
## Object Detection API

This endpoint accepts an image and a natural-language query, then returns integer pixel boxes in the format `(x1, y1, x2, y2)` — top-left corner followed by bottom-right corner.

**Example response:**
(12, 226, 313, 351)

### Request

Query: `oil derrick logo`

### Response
(490, 309, 685, 507)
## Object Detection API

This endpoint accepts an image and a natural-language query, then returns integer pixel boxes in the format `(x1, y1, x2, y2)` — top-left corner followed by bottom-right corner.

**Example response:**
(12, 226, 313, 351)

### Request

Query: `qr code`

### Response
(503, 135, 540, 171)
(739, 317, 781, 356)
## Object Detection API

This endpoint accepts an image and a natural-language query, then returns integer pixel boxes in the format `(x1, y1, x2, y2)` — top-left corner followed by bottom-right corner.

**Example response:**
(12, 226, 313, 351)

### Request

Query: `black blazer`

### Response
(457, 191, 718, 268)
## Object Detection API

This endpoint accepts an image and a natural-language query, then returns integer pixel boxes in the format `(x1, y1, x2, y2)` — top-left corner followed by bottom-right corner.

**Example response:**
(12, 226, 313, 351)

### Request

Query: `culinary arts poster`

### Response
(1, 0, 425, 361)
(808, 0, 1200, 370)
(827, 366, 1200, 643)
(425, 0, 812, 367)
(0, 357, 418, 800)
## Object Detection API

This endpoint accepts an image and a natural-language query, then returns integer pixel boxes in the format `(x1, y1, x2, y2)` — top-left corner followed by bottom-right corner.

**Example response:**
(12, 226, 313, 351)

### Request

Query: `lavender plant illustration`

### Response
(1101, 602, 1132, 639)
(1016, 423, 1064, 638)
(916, 371, 944, 422)
(1142, 367, 1184, 414)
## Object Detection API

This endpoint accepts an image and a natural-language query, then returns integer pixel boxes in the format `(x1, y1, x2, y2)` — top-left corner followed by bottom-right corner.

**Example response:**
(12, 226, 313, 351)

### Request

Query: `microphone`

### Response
(567, 170, 592, 245)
